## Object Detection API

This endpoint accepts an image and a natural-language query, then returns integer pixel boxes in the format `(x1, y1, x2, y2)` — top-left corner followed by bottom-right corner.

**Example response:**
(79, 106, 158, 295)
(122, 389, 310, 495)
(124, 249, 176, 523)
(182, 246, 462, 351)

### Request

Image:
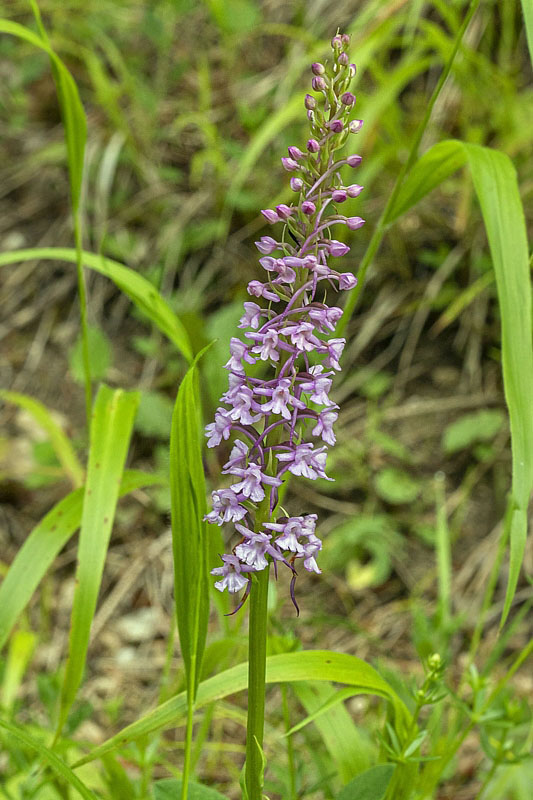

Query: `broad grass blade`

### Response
(0, 470, 162, 652)
(170, 348, 212, 700)
(56, 385, 139, 735)
(462, 143, 533, 624)
(73, 650, 409, 766)
(292, 683, 372, 781)
(1, 630, 36, 713)
(0, 390, 84, 489)
(0, 720, 98, 800)
(384, 139, 467, 224)
(0, 248, 193, 363)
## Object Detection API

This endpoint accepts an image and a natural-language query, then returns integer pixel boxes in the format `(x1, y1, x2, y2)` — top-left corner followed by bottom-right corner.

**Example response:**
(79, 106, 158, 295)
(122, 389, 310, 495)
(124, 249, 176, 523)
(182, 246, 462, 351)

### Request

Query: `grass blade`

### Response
(73, 650, 409, 766)
(0, 390, 84, 489)
(0, 720, 98, 800)
(170, 345, 212, 797)
(0, 470, 162, 652)
(0, 248, 193, 363)
(462, 143, 533, 625)
(520, 0, 533, 69)
(56, 385, 139, 736)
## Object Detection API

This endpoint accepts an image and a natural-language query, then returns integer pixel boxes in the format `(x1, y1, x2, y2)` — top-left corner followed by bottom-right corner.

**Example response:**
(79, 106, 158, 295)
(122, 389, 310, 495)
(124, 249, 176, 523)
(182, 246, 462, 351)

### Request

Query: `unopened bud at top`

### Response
(349, 119, 363, 133)
(282, 157, 299, 171)
(347, 154, 362, 167)
(341, 33, 350, 47)
(338, 52, 349, 67)
(341, 91, 356, 106)
(290, 177, 304, 192)
(276, 204, 293, 220)
(349, 63, 357, 78)
(261, 208, 280, 224)
(328, 240, 350, 257)
(311, 62, 325, 75)
(288, 146, 304, 160)
(332, 189, 347, 203)
(346, 215, 365, 230)
(347, 184, 363, 198)
(331, 34, 343, 50)
(301, 200, 316, 215)
(328, 119, 343, 133)
(312, 75, 327, 92)
(307, 138, 320, 153)
(304, 94, 316, 111)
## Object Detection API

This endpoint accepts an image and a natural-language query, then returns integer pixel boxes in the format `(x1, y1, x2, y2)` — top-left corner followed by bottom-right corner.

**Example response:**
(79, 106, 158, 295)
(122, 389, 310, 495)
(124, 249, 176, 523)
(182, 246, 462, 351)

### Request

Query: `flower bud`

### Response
(331, 34, 342, 50)
(328, 240, 350, 257)
(349, 63, 357, 78)
(340, 91, 356, 106)
(312, 76, 326, 92)
(307, 138, 320, 153)
(255, 236, 278, 254)
(338, 52, 349, 67)
(281, 157, 299, 171)
(347, 154, 362, 167)
(341, 33, 350, 47)
(328, 119, 343, 133)
(276, 204, 293, 220)
(261, 209, 280, 224)
(304, 94, 316, 110)
(347, 183, 363, 198)
(349, 119, 363, 133)
(288, 146, 304, 160)
(301, 201, 316, 215)
(332, 189, 347, 203)
(307, 110, 315, 122)
(346, 215, 365, 230)
(311, 62, 325, 75)
(290, 177, 304, 192)
(338, 272, 358, 289)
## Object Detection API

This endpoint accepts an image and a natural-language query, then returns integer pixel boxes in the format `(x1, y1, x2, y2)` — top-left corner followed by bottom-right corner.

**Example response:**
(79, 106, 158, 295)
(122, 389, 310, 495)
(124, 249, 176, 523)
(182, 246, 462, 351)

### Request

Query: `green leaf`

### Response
(0, 389, 84, 488)
(0, 720, 98, 800)
(385, 139, 466, 224)
(0, 469, 161, 652)
(442, 410, 505, 454)
(170, 346, 212, 700)
(73, 650, 409, 766)
(69, 326, 112, 384)
(0, 248, 193, 363)
(374, 468, 421, 505)
(462, 143, 533, 624)
(154, 779, 226, 800)
(337, 764, 395, 800)
(56, 385, 139, 735)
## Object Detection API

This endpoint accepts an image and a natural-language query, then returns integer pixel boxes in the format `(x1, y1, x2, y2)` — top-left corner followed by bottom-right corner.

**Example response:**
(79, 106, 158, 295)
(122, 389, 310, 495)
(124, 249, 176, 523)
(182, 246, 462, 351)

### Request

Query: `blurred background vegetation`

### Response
(0, 0, 532, 797)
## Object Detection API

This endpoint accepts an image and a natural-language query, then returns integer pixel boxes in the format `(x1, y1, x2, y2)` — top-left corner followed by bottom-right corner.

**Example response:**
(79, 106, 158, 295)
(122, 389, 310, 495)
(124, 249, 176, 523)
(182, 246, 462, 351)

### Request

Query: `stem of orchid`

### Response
(245, 563, 270, 800)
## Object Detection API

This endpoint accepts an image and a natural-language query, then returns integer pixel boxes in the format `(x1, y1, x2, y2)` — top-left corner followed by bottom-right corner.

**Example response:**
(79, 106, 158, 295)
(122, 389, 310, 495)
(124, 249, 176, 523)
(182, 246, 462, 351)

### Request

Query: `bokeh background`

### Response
(1, 0, 532, 797)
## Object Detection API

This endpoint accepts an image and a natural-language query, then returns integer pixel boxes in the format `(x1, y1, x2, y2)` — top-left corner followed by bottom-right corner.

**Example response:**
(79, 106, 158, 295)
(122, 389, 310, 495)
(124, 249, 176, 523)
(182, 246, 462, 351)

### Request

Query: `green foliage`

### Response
(69, 325, 112, 384)
(442, 409, 505, 454)
(135, 390, 175, 439)
(374, 468, 421, 505)
(337, 764, 395, 800)
(153, 780, 227, 800)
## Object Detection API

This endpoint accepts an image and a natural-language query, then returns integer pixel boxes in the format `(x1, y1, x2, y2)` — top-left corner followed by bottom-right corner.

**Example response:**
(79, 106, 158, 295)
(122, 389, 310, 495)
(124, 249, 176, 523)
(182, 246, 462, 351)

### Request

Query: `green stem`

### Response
(245, 564, 270, 800)
(181, 657, 196, 800)
(337, 0, 482, 338)
(74, 211, 92, 428)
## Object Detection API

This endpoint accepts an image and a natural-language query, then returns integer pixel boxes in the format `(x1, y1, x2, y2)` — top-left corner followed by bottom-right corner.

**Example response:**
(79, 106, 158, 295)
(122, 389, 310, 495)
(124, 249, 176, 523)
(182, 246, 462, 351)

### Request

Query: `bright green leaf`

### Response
(337, 764, 395, 800)
(442, 410, 505, 454)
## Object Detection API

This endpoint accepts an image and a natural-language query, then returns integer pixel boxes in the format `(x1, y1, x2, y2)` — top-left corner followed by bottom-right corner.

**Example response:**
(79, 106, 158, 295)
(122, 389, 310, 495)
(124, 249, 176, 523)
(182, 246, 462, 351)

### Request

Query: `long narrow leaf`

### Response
(170, 346, 213, 699)
(56, 385, 139, 735)
(462, 143, 533, 624)
(0, 390, 84, 489)
(0, 470, 162, 652)
(520, 0, 533, 69)
(0, 248, 192, 363)
(0, 720, 98, 800)
(73, 650, 409, 766)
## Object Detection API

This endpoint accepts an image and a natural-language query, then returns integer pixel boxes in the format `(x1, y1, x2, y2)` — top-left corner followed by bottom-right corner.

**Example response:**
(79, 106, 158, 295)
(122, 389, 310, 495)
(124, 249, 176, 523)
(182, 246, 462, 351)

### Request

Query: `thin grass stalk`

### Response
(74, 211, 92, 427)
(337, 0, 482, 337)
(281, 685, 297, 800)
